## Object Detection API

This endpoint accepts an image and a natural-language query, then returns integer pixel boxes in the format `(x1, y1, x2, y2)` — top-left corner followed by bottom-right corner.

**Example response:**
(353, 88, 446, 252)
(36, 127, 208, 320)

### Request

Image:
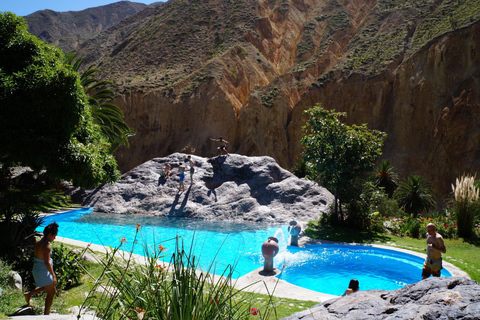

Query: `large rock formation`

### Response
(32, 0, 480, 203)
(281, 277, 480, 320)
(82, 153, 333, 224)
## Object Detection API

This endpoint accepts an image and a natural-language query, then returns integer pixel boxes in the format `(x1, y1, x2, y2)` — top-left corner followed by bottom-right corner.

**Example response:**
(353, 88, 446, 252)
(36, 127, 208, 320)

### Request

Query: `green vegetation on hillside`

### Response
(410, 0, 480, 55)
(339, 0, 480, 77)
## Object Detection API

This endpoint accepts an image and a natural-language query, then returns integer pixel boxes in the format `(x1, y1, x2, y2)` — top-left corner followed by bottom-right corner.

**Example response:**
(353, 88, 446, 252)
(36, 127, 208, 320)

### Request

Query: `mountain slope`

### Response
(25, 1, 151, 52)
(46, 0, 480, 201)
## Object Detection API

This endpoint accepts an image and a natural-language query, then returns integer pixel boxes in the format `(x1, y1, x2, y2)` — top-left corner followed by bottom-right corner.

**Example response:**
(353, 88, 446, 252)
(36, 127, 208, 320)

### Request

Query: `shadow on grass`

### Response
(305, 224, 391, 243)
(464, 236, 480, 247)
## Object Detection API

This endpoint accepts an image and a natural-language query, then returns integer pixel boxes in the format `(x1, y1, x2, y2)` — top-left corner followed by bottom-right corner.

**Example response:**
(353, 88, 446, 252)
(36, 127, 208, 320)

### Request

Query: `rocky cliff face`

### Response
(60, 0, 480, 201)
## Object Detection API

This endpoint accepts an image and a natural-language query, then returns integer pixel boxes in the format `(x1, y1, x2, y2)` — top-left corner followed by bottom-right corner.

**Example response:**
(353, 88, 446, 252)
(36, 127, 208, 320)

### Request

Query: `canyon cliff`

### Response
(37, 0, 480, 202)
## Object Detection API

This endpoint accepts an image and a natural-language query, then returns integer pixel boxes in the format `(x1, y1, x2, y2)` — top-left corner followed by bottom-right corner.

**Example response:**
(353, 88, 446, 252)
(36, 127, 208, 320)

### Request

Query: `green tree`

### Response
(301, 104, 387, 226)
(0, 12, 120, 188)
(372, 159, 399, 198)
(394, 175, 435, 217)
(64, 53, 133, 152)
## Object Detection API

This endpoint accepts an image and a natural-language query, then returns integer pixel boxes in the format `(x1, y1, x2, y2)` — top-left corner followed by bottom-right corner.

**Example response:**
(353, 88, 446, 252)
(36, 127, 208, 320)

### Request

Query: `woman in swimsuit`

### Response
(24, 222, 58, 315)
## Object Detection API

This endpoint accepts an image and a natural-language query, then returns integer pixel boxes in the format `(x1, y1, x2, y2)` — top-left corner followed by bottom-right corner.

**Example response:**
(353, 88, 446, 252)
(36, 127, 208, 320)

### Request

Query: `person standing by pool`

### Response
(187, 155, 195, 185)
(422, 222, 446, 279)
(24, 222, 59, 315)
(178, 162, 186, 192)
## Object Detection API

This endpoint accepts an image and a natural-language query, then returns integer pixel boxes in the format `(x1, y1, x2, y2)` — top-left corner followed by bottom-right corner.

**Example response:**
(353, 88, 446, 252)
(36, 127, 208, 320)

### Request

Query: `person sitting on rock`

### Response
(210, 137, 229, 155)
(342, 279, 359, 296)
(159, 164, 171, 179)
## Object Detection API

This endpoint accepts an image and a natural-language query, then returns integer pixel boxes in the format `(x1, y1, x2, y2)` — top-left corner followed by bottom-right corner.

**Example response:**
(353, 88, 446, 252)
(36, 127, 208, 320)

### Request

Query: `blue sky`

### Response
(1, 1, 161, 17)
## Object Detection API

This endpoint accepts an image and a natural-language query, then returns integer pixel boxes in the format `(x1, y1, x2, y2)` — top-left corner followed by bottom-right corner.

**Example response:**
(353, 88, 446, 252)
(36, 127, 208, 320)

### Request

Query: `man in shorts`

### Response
(210, 137, 229, 155)
(422, 223, 446, 279)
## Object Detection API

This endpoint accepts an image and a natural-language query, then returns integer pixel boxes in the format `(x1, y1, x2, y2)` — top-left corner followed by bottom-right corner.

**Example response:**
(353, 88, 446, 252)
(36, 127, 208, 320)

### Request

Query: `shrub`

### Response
(394, 175, 435, 217)
(452, 174, 479, 238)
(401, 216, 421, 238)
(0, 259, 13, 288)
(50, 244, 83, 291)
(369, 189, 404, 217)
(372, 159, 399, 198)
(418, 213, 457, 239)
(0, 202, 44, 263)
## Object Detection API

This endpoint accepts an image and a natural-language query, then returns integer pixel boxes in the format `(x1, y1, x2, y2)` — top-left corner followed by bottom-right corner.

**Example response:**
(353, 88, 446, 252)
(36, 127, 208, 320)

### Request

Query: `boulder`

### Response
(8, 271, 22, 291)
(281, 277, 480, 320)
(82, 153, 333, 224)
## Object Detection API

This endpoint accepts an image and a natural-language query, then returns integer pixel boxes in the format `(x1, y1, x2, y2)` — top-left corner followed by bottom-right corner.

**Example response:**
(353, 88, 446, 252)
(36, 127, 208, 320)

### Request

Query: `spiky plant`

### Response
(64, 53, 134, 152)
(372, 159, 399, 198)
(394, 175, 435, 217)
(452, 174, 479, 238)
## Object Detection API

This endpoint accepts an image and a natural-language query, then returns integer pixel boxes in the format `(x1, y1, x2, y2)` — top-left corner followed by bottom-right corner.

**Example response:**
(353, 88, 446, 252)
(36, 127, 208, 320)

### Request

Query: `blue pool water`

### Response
(39, 208, 451, 296)
(275, 244, 452, 295)
(39, 207, 289, 279)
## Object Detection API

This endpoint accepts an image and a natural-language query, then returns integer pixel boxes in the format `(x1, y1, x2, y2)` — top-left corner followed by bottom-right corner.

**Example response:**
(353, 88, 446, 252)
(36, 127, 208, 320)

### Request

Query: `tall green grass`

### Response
(78, 226, 278, 319)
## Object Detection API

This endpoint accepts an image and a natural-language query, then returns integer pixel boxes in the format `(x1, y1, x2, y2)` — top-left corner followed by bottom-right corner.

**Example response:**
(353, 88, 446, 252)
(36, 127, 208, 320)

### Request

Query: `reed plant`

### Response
(452, 174, 479, 238)
(77, 224, 277, 319)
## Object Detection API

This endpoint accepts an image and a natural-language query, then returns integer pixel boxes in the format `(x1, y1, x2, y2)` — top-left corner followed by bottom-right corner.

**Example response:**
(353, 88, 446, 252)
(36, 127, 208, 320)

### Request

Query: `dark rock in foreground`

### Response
(82, 153, 333, 224)
(281, 277, 480, 320)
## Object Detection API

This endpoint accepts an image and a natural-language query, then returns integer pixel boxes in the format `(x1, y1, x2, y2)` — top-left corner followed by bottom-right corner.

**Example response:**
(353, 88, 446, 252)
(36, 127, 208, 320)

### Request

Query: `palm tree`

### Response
(65, 53, 133, 151)
(394, 175, 435, 216)
(372, 159, 399, 197)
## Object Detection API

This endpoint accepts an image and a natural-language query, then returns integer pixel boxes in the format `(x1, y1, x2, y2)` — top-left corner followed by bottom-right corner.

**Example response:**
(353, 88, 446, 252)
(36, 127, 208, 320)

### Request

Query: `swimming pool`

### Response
(40, 208, 451, 296)
(39, 207, 289, 278)
(275, 244, 451, 295)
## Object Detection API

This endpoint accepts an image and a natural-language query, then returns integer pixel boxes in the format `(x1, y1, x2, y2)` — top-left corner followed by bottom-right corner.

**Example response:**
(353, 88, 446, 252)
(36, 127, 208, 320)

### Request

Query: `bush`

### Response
(401, 216, 421, 238)
(0, 259, 13, 288)
(394, 175, 435, 217)
(452, 174, 479, 238)
(0, 202, 44, 262)
(50, 244, 83, 291)
(369, 189, 404, 217)
(418, 214, 457, 239)
(384, 212, 457, 239)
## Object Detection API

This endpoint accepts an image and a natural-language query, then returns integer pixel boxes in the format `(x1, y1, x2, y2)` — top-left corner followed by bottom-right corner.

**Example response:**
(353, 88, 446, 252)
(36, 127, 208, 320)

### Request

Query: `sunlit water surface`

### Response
(39, 208, 451, 295)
